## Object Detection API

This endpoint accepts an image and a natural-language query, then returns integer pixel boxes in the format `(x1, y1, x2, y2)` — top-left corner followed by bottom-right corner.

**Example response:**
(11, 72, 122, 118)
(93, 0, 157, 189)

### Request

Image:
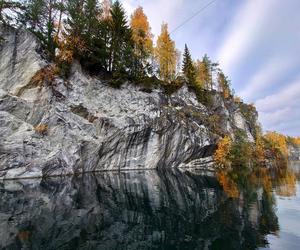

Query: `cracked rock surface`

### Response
(0, 25, 256, 179)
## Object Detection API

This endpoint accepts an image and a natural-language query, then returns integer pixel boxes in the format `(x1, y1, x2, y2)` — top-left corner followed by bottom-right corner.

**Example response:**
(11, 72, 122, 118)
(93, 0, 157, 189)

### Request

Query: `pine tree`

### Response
(155, 23, 177, 82)
(130, 6, 153, 78)
(64, 0, 86, 58)
(24, 0, 60, 58)
(182, 44, 196, 86)
(109, 0, 134, 77)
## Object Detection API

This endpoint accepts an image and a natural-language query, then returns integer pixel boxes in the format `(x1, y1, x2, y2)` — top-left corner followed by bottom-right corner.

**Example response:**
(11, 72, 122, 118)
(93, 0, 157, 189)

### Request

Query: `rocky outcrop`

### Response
(0, 26, 257, 179)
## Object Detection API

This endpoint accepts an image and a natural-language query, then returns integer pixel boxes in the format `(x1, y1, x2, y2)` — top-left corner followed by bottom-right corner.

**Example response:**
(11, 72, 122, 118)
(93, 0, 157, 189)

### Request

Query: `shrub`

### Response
(34, 124, 48, 136)
(31, 65, 58, 86)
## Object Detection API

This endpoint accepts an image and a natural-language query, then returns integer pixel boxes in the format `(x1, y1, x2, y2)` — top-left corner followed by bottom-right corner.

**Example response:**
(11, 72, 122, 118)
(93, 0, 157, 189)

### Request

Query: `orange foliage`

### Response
(30, 65, 58, 87)
(54, 23, 86, 65)
(130, 6, 153, 55)
(217, 171, 239, 198)
(214, 136, 232, 168)
(34, 124, 48, 135)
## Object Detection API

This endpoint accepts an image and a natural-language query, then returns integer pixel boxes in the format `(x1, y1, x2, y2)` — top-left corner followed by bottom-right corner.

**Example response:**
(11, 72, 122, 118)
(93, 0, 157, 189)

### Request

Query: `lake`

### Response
(0, 163, 299, 250)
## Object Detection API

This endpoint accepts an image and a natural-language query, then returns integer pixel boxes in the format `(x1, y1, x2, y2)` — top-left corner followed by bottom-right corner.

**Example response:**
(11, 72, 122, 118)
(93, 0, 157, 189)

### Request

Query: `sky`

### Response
(122, 0, 300, 136)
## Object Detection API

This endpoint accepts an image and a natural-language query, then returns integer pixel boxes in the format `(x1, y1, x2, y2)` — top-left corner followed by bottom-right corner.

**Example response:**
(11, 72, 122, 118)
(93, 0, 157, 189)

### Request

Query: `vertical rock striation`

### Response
(0, 26, 257, 179)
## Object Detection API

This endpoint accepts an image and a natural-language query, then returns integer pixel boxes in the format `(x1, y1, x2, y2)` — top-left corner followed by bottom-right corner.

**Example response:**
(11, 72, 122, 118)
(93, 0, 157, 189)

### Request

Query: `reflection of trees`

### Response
(274, 169, 297, 197)
(0, 169, 283, 250)
(216, 161, 299, 248)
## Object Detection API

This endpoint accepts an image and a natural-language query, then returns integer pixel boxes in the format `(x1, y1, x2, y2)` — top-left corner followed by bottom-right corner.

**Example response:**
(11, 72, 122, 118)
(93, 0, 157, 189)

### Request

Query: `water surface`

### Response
(0, 165, 299, 250)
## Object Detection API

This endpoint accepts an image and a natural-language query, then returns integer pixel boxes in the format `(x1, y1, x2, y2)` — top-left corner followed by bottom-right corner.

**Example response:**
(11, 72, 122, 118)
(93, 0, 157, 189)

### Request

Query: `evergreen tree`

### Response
(182, 44, 196, 86)
(64, 0, 86, 58)
(23, 0, 60, 58)
(81, 0, 105, 70)
(100, 0, 111, 71)
(108, 0, 134, 77)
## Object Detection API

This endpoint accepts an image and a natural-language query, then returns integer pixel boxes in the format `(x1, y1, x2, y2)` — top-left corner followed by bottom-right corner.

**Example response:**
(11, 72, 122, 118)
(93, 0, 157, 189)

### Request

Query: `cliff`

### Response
(0, 25, 257, 179)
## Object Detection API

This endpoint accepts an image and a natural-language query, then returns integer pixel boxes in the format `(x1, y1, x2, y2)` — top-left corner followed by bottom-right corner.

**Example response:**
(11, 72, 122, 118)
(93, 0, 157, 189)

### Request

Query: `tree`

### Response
(24, 0, 60, 58)
(195, 56, 210, 90)
(108, 0, 134, 76)
(130, 6, 153, 78)
(195, 54, 219, 90)
(217, 70, 231, 99)
(63, 0, 86, 59)
(182, 44, 196, 86)
(155, 23, 177, 82)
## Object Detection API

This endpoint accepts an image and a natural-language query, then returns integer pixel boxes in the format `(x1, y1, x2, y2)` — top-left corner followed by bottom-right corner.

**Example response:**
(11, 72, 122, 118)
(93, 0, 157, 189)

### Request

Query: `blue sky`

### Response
(122, 0, 300, 136)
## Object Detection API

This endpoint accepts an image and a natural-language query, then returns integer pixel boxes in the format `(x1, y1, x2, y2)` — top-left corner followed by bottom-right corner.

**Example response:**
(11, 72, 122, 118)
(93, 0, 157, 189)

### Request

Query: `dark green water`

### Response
(0, 164, 299, 250)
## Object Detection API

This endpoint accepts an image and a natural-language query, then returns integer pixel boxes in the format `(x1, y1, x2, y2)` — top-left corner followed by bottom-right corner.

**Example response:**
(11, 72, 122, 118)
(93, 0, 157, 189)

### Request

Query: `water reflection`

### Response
(0, 165, 298, 250)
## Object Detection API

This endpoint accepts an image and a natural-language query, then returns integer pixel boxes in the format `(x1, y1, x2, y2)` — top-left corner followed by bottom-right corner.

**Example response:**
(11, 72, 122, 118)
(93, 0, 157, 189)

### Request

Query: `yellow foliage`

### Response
(217, 71, 230, 99)
(275, 170, 296, 197)
(34, 124, 48, 136)
(130, 6, 153, 56)
(264, 131, 288, 158)
(214, 136, 232, 168)
(155, 23, 177, 82)
(254, 135, 266, 165)
(194, 58, 212, 90)
(290, 137, 300, 145)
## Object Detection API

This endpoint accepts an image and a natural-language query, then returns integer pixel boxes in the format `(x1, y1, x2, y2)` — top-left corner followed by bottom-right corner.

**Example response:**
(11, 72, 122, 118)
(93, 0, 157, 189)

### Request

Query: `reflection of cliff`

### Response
(0, 170, 278, 250)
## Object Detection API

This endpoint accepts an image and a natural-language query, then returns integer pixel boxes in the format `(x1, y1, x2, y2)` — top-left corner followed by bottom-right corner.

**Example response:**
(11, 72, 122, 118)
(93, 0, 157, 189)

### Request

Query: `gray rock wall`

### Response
(0, 26, 256, 179)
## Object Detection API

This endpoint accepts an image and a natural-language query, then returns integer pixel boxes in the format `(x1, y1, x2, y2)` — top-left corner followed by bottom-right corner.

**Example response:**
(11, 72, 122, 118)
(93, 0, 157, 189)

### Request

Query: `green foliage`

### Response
(109, 1, 134, 76)
(182, 44, 196, 86)
(22, 0, 61, 59)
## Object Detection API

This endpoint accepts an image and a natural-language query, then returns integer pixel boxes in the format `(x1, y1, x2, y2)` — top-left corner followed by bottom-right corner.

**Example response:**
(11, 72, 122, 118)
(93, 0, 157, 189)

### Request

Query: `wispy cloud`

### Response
(121, 0, 300, 136)
(217, 0, 272, 75)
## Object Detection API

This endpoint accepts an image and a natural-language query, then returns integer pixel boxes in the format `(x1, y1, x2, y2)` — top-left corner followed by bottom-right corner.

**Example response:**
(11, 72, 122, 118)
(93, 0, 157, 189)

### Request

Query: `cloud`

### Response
(216, 0, 273, 75)
(255, 78, 300, 113)
(255, 77, 300, 136)
(121, 0, 300, 136)
(122, 0, 185, 38)
(238, 57, 299, 102)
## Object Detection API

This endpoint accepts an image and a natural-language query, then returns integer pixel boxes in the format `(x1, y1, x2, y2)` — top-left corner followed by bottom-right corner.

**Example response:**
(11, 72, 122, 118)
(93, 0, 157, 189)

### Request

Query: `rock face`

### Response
(0, 26, 257, 179)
